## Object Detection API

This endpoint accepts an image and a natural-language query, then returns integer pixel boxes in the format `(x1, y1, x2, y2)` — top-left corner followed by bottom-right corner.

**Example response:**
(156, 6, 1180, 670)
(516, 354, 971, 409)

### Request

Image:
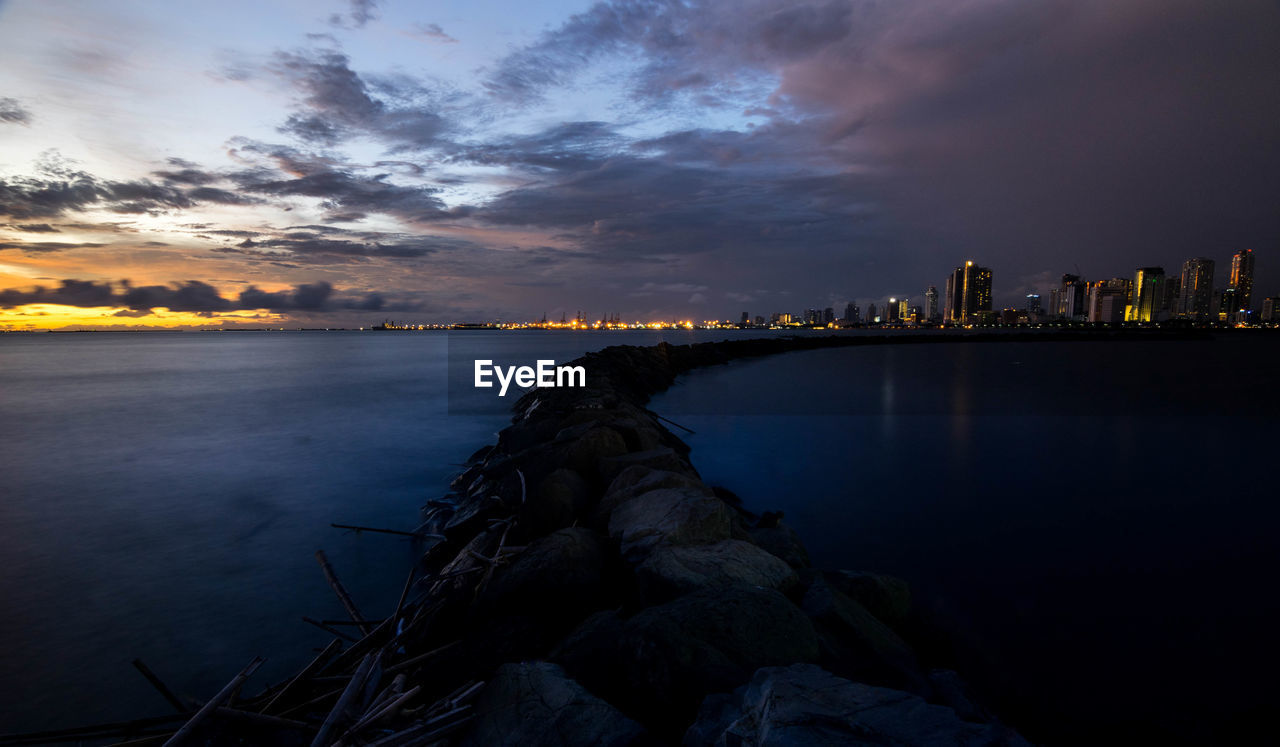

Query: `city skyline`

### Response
(2, 1, 1279, 329)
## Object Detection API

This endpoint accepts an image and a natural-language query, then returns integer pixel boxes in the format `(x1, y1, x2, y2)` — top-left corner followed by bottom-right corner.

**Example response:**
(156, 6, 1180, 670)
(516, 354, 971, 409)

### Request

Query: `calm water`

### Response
(650, 335, 1280, 745)
(2, 332, 1276, 743)
(0, 329, 728, 735)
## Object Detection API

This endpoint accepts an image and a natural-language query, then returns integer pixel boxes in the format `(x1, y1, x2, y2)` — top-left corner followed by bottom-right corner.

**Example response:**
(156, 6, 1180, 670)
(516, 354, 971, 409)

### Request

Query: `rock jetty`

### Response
(409, 337, 1030, 745)
(3, 335, 1042, 746)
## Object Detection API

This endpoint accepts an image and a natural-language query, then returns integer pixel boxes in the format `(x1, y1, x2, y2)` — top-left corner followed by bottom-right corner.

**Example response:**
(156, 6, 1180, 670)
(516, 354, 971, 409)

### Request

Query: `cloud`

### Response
(330, 0, 380, 29)
(265, 49, 448, 150)
(7, 223, 60, 233)
(0, 98, 32, 125)
(410, 23, 458, 44)
(0, 240, 106, 253)
(0, 278, 395, 313)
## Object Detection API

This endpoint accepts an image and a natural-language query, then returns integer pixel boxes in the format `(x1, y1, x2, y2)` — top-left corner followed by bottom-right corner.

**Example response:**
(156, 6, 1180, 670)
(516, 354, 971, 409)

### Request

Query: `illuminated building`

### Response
(1058, 274, 1087, 320)
(944, 266, 965, 324)
(1087, 278, 1131, 323)
(960, 261, 992, 324)
(1130, 267, 1165, 322)
(1228, 249, 1255, 315)
(1262, 297, 1279, 323)
(886, 298, 900, 323)
(823, 307, 835, 325)
(1026, 293, 1042, 320)
(1178, 257, 1215, 320)
(924, 286, 939, 321)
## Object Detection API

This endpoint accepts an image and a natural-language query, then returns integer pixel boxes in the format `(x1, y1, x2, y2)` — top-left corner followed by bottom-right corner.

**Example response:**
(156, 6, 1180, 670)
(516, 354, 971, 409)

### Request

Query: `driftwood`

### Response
(162, 656, 264, 746)
(131, 659, 188, 714)
(314, 550, 373, 636)
(309, 652, 378, 747)
(330, 523, 440, 539)
(383, 640, 461, 676)
(302, 616, 359, 643)
(262, 638, 343, 715)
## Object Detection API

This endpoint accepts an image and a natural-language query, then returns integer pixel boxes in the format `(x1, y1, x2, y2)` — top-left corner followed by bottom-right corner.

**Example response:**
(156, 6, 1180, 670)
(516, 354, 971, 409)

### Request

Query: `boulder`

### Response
(748, 522, 811, 570)
(599, 447, 696, 485)
(635, 539, 798, 603)
(520, 468, 592, 535)
(607, 487, 733, 559)
(826, 571, 912, 629)
(556, 586, 820, 737)
(563, 427, 630, 480)
(594, 467, 711, 527)
(462, 662, 647, 747)
(479, 528, 613, 616)
(801, 574, 927, 693)
(685, 663, 1029, 746)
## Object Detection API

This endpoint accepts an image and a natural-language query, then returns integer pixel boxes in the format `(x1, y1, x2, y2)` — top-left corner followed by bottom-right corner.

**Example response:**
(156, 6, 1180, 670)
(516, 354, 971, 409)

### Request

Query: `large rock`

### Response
(462, 662, 647, 747)
(801, 574, 927, 694)
(563, 426, 630, 481)
(827, 570, 912, 629)
(554, 586, 820, 738)
(635, 539, 798, 603)
(594, 467, 710, 528)
(607, 487, 733, 559)
(748, 522, 811, 570)
(599, 447, 695, 485)
(685, 663, 1029, 746)
(520, 468, 592, 536)
(479, 527, 613, 616)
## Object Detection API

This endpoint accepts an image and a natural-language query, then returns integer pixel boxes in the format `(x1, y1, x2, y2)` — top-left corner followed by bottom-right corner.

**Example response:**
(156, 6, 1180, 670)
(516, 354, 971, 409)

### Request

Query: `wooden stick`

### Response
(0, 714, 186, 744)
(647, 408, 696, 434)
(320, 618, 386, 627)
(383, 640, 461, 676)
(302, 616, 359, 643)
(162, 656, 264, 747)
(212, 707, 313, 731)
(342, 685, 420, 739)
(314, 550, 373, 636)
(309, 652, 377, 747)
(132, 659, 188, 714)
(263, 638, 343, 715)
(363, 707, 472, 747)
(330, 523, 420, 538)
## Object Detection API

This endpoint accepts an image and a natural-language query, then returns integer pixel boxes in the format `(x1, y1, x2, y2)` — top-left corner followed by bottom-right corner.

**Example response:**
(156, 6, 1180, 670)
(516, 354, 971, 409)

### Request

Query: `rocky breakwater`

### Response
(410, 337, 1029, 746)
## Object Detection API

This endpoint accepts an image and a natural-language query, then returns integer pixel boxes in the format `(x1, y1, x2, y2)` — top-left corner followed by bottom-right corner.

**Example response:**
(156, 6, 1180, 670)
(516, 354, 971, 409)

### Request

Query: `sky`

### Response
(1, 0, 1277, 329)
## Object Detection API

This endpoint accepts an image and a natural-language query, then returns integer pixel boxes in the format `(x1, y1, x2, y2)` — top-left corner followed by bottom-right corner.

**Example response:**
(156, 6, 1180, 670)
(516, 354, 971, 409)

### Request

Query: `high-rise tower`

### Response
(1178, 257, 1215, 320)
(1228, 249, 1255, 313)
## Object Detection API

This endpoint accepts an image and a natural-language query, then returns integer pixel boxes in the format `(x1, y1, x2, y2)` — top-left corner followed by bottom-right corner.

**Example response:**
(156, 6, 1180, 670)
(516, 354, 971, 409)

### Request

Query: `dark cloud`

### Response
(330, 0, 380, 29)
(266, 50, 447, 150)
(0, 240, 106, 253)
(0, 97, 32, 125)
(0, 278, 395, 313)
(0, 279, 115, 308)
(8, 223, 60, 233)
(0, 169, 200, 219)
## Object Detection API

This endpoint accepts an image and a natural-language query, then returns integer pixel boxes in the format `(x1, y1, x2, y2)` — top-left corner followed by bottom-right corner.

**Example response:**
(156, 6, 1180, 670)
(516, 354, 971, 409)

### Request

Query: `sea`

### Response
(0, 329, 1276, 744)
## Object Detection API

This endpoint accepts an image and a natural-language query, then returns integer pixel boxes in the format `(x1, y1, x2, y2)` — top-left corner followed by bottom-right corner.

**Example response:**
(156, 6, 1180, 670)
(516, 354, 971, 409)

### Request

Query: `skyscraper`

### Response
(1131, 267, 1165, 322)
(960, 261, 992, 324)
(886, 298, 900, 323)
(1087, 278, 1131, 323)
(944, 266, 965, 324)
(1228, 249, 1255, 313)
(843, 302, 859, 323)
(1059, 274, 1087, 320)
(1025, 293, 1042, 320)
(1178, 257, 1215, 320)
(924, 286, 939, 321)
